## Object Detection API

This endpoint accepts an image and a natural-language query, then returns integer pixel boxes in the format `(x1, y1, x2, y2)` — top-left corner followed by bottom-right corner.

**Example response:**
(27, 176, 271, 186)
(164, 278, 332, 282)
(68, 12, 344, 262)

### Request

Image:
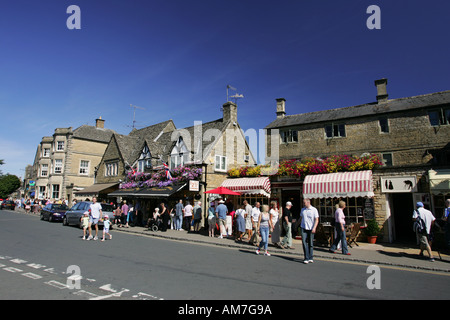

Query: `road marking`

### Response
(3, 267, 23, 273)
(45, 280, 69, 289)
(22, 272, 43, 280)
(10, 258, 27, 264)
(27, 263, 46, 269)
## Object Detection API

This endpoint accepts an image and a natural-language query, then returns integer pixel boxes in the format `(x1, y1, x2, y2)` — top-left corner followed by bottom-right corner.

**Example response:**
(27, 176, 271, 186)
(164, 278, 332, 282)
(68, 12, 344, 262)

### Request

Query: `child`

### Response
(101, 215, 112, 241)
(80, 212, 90, 240)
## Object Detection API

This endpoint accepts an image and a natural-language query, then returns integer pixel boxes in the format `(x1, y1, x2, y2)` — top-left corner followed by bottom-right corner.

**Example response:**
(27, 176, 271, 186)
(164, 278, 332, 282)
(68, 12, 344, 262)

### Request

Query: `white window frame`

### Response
(41, 164, 48, 177)
(79, 160, 90, 175)
(381, 153, 393, 167)
(54, 159, 63, 174)
(105, 161, 118, 177)
(43, 148, 50, 157)
(215, 155, 227, 172)
(52, 184, 60, 199)
(56, 141, 65, 151)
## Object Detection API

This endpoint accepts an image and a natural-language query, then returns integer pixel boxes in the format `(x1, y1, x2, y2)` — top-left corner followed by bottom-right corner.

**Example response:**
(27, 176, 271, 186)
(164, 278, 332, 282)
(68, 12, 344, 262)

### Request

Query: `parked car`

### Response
(0, 200, 16, 210)
(40, 203, 69, 222)
(63, 201, 115, 228)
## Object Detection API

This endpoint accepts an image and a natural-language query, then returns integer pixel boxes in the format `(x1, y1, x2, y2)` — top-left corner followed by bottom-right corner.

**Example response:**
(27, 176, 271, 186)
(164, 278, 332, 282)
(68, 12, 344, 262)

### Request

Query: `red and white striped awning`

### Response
(303, 170, 374, 199)
(221, 177, 271, 198)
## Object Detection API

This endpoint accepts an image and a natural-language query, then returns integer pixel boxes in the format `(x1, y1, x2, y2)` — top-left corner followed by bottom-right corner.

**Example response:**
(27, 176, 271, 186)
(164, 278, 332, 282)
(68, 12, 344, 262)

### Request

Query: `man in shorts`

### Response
(413, 202, 436, 262)
(87, 197, 103, 241)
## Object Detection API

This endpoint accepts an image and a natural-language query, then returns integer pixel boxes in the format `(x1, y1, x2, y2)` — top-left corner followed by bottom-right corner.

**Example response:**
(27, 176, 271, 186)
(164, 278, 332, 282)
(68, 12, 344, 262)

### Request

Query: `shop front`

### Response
(220, 177, 273, 208)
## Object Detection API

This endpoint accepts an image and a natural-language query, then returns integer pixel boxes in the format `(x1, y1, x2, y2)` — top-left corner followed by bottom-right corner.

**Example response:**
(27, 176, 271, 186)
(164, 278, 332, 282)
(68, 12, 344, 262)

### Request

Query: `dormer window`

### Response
(137, 144, 152, 172)
(170, 136, 189, 170)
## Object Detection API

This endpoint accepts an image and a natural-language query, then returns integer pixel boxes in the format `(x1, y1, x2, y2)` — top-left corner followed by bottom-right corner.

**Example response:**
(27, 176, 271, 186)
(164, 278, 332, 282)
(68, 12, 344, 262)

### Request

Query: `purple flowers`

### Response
(120, 165, 203, 189)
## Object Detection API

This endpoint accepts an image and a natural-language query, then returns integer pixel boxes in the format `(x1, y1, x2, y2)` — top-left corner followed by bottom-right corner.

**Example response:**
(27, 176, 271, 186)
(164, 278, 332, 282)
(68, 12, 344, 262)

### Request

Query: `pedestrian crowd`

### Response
(6, 194, 450, 262)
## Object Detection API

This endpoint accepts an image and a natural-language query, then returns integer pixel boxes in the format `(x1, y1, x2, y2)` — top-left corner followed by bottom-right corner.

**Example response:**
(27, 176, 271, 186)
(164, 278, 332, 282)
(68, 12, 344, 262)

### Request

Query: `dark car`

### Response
(63, 201, 115, 228)
(40, 203, 69, 222)
(1, 200, 16, 210)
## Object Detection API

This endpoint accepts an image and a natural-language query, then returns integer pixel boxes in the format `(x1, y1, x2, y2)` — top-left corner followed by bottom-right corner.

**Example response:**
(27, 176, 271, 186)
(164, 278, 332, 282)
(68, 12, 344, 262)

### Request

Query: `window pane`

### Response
(379, 118, 389, 133)
(428, 111, 440, 126)
(325, 125, 332, 138)
(338, 124, 346, 137)
(445, 108, 450, 125)
(221, 156, 226, 170)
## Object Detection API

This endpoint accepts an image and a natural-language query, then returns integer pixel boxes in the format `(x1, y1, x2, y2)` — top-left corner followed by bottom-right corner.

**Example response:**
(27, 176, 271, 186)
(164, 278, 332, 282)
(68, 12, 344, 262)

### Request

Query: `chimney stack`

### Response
(375, 78, 388, 103)
(96, 116, 105, 128)
(222, 101, 237, 123)
(276, 98, 286, 118)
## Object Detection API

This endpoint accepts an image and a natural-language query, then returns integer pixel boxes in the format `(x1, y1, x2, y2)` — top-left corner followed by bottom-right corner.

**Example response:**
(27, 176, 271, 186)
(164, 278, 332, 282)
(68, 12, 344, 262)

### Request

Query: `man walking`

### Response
(87, 197, 103, 241)
(280, 202, 293, 249)
(249, 202, 261, 246)
(175, 199, 184, 231)
(300, 198, 319, 263)
(215, 200, 228, 238)
(413, 202, 436, 262)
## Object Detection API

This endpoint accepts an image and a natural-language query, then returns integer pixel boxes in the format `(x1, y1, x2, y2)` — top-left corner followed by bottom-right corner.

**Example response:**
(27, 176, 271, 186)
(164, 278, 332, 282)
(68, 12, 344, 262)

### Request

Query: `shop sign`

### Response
(189, 180, 199, 192)
(380, 176, 417, 193)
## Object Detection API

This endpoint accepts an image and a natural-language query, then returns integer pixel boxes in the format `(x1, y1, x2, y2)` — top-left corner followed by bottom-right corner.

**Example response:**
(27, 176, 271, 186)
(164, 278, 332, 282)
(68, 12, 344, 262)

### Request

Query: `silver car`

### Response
(63, 201, 115, 229)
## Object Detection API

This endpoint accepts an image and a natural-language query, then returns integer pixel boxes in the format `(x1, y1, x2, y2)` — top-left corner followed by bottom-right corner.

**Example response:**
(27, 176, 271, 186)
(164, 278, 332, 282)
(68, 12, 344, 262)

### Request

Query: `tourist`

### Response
(256, 204, 273, 256)
(269, 201, 281, 247)
(235, 204, 246, 242)
(280, 202, 293, 249)
(329, 200, 351, 256)
(300, 198, 319, 264)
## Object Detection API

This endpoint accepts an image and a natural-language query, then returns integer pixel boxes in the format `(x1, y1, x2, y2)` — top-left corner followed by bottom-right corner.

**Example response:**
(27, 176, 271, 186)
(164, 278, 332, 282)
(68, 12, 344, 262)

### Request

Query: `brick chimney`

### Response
(222, 101, 237, 123)
(95, 116, 105, 128)
(276, 98, 286, 118)
(375, 78, 388, 103)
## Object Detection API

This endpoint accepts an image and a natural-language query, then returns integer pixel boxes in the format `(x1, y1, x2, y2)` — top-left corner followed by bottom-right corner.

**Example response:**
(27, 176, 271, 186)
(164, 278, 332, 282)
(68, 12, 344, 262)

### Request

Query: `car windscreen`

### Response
(52, 204, 69, 210)
(100, 204, 114, 212)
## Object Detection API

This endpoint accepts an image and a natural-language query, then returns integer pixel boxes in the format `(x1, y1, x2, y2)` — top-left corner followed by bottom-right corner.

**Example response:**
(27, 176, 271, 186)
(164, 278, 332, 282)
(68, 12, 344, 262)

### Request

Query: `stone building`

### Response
(31, 117, 116, 202)
(105, 101, 257, 227)
(265, 79, 450, 243)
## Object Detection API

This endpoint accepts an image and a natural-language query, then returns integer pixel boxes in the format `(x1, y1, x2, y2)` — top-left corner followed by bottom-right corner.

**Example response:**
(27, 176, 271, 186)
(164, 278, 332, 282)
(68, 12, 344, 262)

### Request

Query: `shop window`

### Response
(312, 197, 365, 224)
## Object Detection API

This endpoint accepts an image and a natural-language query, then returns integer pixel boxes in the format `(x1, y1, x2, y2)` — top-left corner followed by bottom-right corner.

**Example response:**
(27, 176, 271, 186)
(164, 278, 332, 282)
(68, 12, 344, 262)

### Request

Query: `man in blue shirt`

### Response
(215, 200, 228, 239)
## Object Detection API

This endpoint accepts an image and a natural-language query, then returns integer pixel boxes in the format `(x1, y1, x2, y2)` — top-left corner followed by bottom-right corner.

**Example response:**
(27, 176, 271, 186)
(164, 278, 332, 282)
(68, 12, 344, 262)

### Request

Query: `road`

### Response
(0, 209, 449, 303)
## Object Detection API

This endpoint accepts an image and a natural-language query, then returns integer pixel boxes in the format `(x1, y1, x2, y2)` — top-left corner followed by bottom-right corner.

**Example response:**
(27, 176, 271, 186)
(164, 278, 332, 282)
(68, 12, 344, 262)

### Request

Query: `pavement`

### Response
(113, 223, 450, 274)
(10, 208, 450, 273)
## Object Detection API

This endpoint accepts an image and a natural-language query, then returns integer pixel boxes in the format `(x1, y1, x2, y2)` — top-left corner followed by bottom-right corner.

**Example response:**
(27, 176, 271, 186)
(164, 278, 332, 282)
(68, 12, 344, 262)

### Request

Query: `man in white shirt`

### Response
(249, 202, 261, 246)
(300, 198, 319, 263)
(412, 202, 436, 262)
(184, 201, 193, 231)
(88, 197, 103, 241)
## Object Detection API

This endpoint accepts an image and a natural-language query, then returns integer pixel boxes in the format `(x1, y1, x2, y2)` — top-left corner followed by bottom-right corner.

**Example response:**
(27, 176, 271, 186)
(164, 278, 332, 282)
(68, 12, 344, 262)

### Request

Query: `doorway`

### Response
(391, 193, 415, 243)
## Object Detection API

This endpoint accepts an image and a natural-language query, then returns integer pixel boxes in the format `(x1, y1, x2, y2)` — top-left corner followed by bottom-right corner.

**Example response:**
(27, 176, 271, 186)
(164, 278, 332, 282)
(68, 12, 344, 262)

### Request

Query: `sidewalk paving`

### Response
(114, 224, 450, 273)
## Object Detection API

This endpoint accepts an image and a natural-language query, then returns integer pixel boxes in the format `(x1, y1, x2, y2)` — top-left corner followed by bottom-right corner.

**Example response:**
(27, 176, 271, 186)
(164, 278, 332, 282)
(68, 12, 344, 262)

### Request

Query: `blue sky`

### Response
(1, 0, 449, 178)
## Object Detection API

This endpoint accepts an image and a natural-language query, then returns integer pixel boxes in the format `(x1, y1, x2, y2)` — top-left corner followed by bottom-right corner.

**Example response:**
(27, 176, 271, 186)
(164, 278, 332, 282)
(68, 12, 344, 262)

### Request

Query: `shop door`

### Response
(392, 193, 415, 242)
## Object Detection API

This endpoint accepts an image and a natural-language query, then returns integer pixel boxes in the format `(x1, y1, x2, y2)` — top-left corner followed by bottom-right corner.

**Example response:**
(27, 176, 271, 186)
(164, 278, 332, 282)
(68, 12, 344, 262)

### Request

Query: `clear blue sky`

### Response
(1, 0, 449, 179)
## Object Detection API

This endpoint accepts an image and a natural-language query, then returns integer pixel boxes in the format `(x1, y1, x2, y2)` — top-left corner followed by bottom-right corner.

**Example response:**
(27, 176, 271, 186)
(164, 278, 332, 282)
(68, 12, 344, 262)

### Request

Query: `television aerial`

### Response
(127, 104, 146, 129)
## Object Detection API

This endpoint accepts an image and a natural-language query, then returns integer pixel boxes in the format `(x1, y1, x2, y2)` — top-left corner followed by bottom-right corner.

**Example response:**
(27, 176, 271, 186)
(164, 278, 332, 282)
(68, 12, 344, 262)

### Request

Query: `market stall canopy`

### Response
(303, 170, 374, 199)
(220, 177, 271, 197)
(204, 186, 241, 195)
(429, 169, 450, 195)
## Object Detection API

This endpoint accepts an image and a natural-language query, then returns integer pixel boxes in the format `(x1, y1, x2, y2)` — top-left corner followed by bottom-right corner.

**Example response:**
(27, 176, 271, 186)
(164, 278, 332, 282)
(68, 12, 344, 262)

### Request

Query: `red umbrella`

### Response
(204, 186, 241, 195)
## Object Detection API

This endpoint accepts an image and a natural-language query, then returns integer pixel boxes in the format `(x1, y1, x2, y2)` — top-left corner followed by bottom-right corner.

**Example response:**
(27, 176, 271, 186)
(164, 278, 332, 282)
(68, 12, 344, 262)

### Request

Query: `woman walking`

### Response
(256, 204, 274, 256)
(269, 201, 281, 247)
(329, 201, 351, 256)
(235, 204, 246, 242)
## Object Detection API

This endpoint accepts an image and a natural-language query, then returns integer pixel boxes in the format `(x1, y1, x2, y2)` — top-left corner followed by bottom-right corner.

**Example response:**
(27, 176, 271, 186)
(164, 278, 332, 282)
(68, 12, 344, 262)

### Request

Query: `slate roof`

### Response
(73, 125, 116, 143)
(265, 90, 450, 129)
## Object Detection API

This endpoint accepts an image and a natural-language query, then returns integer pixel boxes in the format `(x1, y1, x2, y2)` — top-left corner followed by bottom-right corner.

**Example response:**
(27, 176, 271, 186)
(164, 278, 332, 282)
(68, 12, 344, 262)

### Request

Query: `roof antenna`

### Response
(129, 104, 145, 129)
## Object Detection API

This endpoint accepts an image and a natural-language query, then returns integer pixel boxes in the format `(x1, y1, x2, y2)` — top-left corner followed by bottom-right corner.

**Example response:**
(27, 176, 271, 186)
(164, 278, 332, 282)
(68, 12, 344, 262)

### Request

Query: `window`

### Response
(41, 164, 48, 177)
(428, 106, 450, 126)
(105, 162, 118, 176)
(43, 148, 50, 157)
(382, 153, 393, 167)
(280, 130, 298, 143)
(379, 118, 389, 133)
(312, 197, 367, 224)
(52, 185, 60, 199)
(38, 186, 46, 199)
(215, 155, 227, 172)
(79, 160, 89, 175)
(325, 123, 346, 138)
(56, 141, 65, 151)
(138, 159, 152, 172)
(54, 159, 63, 174)
(170, 137, 189, 170)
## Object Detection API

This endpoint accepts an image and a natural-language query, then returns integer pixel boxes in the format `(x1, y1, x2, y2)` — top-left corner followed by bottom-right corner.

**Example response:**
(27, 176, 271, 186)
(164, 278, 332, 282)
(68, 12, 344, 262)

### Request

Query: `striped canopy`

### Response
(303, 170, 374, 199)
(221, 177, 271, 198)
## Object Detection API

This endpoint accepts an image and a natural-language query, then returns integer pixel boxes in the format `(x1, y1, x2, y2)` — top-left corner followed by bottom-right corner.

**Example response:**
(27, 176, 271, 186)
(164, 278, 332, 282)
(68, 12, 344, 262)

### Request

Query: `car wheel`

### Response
(63, 217, 69, 226)
(48, 215, 53, 223)
(40, 214, 44, 220)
